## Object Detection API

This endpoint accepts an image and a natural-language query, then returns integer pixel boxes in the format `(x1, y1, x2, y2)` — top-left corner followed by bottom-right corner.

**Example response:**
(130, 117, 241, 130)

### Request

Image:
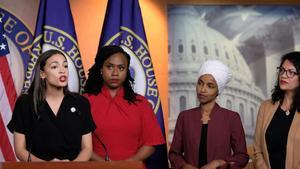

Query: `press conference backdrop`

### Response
(168, 5, 300, 145)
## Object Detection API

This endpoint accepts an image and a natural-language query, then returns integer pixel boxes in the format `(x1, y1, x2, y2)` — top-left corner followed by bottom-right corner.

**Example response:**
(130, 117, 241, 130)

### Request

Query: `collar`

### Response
(101, 85, 125, 99)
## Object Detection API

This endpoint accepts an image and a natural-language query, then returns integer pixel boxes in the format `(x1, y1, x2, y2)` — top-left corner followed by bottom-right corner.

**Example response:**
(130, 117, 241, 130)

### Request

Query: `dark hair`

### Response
(84, 45, 137, 104)
(27, 49, 70, 114)
(271, 51, 300, 112)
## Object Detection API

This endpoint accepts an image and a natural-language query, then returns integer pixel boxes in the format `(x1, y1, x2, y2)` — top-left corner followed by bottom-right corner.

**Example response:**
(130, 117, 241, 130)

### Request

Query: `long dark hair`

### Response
(271, 51, 300, 112)
(27, 49, 70, 114)
(84, 45, 137, 104)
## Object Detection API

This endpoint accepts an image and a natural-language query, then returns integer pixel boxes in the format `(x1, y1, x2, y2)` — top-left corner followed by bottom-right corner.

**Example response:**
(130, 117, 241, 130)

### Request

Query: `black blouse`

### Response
(198, 124, 208, 168)
(265, 107, 295, 169)
(7, 93, 96, 161)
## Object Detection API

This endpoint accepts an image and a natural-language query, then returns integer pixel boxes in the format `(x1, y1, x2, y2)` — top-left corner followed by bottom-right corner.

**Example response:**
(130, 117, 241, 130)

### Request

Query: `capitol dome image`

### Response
(168, 6, 266, 145)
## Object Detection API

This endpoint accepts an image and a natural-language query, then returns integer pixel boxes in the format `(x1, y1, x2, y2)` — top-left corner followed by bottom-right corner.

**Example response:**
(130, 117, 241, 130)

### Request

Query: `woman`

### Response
(253, 52, 300, 169)
(7, 49, 96, 161)
(169, 60, 249, 169)
(84, 45, 165, 164)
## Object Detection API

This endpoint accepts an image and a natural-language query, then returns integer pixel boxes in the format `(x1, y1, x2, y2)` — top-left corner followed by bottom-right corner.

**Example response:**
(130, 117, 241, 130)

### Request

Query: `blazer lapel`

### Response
(286, 112, 300, 169)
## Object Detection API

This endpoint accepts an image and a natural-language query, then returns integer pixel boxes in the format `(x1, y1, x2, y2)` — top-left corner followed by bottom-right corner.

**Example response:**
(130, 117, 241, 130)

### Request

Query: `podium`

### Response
(0, 161, 143, 169)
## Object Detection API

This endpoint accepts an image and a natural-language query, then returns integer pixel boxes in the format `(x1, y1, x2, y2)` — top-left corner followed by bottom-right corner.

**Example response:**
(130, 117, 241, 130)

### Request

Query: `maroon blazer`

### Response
(169, 104, 249, 169)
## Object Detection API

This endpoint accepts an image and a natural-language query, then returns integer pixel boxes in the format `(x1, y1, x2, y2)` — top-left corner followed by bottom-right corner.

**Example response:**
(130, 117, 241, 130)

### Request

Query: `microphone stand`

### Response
(92, 132, 110, 161)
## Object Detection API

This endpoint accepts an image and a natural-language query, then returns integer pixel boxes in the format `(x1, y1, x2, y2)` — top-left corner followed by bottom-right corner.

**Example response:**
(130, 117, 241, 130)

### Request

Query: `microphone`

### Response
(92, 132, 110, 161)
(69, 96, 109, 161)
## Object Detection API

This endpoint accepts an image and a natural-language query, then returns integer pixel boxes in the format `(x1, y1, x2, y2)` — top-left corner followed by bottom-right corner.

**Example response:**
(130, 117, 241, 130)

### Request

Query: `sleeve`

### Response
(169, 112, 187, 169)
(7, 95, 28, 134)
(139, 97, 165, 146)
(78, 95, 96, 135)
(252, 102, 268, 169)
(226, 112, 249, 169)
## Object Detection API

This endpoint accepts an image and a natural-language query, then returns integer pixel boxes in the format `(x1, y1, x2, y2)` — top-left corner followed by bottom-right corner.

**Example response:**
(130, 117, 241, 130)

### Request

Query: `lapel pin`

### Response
(70, 107, 76, 113)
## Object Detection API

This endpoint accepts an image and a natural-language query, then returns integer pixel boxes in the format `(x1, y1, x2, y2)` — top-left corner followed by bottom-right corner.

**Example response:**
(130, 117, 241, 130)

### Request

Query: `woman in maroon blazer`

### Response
(169, 60, 249, 169)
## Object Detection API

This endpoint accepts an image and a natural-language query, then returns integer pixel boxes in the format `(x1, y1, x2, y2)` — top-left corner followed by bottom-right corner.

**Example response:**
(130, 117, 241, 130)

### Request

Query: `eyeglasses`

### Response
(277, 67, 299, 78)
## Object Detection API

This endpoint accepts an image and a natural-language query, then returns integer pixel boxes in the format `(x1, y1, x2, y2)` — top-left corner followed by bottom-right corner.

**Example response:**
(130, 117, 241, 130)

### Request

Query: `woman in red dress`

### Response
(84, 45, 165, 164)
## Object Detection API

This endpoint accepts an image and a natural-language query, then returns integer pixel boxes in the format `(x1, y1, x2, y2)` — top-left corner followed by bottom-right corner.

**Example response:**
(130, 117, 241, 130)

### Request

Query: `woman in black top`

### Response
(253, 52, 300, 168)
(7, 49, 96, 161)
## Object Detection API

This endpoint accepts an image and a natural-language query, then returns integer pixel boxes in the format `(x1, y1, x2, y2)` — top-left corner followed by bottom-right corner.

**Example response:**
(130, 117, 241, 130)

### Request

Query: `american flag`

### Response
(0, 15, 17, 161)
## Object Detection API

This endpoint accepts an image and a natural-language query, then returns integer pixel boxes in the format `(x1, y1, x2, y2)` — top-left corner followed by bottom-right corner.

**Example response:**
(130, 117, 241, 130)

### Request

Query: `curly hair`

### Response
(84, 45, 138, 104)
(271, 51, 300, 112)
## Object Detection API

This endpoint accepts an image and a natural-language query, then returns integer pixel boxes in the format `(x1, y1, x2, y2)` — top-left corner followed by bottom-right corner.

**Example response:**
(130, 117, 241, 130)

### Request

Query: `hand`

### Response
(51, 158, 70, 162)
(224, 161, 235, 169)
(201, 160, 226, 169)
(60, 159, 70, 162)
(182, 163, 198, 169)
(124, 157, 140, 162)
